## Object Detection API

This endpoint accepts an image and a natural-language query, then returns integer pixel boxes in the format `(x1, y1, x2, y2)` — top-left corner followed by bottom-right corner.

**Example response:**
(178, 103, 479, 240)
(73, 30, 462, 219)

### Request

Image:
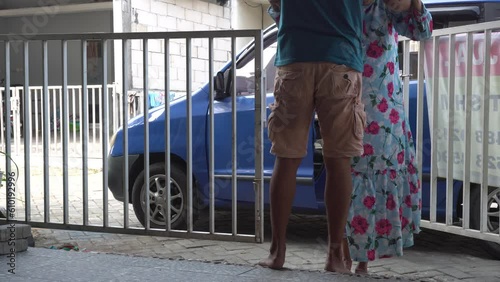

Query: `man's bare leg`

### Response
(342, 238, 352, 271)
(258, 157, 302, 270)
(324, 157, 352, 274)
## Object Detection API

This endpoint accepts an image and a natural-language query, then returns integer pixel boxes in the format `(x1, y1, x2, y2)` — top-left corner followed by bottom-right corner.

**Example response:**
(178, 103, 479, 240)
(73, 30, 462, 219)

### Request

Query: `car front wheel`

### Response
(132, 162, 191, 230)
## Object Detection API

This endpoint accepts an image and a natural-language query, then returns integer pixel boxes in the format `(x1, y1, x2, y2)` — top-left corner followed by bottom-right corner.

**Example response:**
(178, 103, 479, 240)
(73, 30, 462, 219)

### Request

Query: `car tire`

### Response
(132, 162, 196, 230)
(470, 185, 500, 260)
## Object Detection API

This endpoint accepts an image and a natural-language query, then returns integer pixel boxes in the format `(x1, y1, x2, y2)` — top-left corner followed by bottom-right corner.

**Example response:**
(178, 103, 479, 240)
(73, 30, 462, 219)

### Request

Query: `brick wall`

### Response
(129, 0, 232, 94)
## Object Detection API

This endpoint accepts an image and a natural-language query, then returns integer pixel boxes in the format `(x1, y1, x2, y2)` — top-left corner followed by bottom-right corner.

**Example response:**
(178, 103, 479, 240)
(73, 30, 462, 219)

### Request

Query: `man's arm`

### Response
(269, 0, 280, 12)
(411, 0, 423, 13)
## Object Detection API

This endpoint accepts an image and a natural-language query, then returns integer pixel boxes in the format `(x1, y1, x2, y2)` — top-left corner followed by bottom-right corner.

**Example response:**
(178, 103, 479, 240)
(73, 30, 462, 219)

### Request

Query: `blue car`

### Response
(108, 0, 500, 258)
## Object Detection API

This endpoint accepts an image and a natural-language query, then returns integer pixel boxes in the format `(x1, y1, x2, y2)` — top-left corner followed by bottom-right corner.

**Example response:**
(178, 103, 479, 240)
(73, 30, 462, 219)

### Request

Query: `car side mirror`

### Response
(214, 71, 228, 101)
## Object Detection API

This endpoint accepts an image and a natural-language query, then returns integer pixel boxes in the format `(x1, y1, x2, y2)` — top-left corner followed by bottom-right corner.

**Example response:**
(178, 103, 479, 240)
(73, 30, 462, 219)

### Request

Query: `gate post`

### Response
(254, 30, 264, 243)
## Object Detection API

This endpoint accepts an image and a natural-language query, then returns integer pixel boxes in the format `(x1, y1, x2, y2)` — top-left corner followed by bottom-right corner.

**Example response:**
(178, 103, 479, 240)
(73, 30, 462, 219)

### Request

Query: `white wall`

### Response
(129, 0, 232, 92)
(0, 11, 113, 87)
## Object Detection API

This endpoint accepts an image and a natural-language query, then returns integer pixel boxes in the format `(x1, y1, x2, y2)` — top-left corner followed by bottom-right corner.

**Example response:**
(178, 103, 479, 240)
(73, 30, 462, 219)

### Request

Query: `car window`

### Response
(234, 40, 278, 96)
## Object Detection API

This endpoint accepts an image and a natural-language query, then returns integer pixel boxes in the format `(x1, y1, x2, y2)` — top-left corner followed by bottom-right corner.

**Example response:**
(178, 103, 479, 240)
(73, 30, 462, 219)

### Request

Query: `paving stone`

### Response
(461, 277, 500, 282)
(438, 267, 475, 279)
(405, 270, 445, 280)
(429, 276, 462, 282)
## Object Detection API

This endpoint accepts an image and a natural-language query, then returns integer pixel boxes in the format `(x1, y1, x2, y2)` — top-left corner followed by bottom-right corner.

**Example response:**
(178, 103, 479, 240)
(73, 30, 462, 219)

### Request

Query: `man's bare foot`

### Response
(344, 258, 352, 272)
(355, 262, 368, 274)
(325, 245, 352, 274)
(258, 243, 286, 270)
(325, 259, 352, 274)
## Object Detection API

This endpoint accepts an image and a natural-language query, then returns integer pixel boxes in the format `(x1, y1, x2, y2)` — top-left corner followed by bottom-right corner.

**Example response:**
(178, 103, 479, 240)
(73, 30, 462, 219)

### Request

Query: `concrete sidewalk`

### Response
(0, 248, 405, 282)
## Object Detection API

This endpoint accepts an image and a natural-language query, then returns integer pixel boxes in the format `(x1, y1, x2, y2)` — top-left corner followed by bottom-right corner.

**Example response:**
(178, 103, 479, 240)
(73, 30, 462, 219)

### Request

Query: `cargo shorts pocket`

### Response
(267, 113, 276, 141)
(330, 67, 356, 99)
(274, 69, 302, 96)
(353, 102, 366, 140)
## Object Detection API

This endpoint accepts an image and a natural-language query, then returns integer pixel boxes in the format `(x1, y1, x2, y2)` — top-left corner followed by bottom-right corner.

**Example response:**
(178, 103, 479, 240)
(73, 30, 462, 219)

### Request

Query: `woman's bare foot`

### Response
(355, 262, 368, 274)
(324, 244, 352, 274)
(258, 243, 286, 270)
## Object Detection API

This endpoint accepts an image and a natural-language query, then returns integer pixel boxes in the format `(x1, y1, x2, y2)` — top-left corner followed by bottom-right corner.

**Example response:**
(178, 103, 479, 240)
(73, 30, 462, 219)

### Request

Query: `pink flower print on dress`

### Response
(386, 194, 396, 210)
(363, 64, 374, 77)
(363, 144, 375, 156)
(375, 219, 393, 236)
(364, 196, 376, 209)
(389, 109, 400, 124)
(367, 40, 384, 58)
(352, 215, 369, 235)
(378, 98, 389, 113)
(365, 121, 380, 134)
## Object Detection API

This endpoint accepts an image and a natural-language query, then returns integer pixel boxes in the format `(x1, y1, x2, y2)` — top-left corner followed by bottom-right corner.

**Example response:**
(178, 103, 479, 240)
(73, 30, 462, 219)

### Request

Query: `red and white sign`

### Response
(423, 32, 500, 185)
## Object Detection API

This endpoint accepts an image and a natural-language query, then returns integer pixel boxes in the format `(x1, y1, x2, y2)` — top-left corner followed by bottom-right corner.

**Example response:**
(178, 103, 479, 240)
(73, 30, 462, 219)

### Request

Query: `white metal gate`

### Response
(0, 29, 265, 243)
(400, 20, 500, 245)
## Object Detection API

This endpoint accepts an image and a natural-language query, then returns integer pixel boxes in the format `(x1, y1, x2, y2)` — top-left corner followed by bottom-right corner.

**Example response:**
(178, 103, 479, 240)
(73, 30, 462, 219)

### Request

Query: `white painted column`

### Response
(113, 0, 124, 93)
(231, 0, 274, 50)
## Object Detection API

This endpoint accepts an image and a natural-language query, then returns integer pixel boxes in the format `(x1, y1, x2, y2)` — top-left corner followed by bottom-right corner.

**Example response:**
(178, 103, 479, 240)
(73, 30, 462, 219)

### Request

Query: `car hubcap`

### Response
(487, 187, 500, 234)
(140, 174, 184, 227)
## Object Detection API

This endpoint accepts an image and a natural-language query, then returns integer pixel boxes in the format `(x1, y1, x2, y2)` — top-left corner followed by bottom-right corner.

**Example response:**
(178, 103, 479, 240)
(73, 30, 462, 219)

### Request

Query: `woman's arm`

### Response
(268, 6, 280, 27)
(387, 0, 433, 41)
(268, 0, 280, 12)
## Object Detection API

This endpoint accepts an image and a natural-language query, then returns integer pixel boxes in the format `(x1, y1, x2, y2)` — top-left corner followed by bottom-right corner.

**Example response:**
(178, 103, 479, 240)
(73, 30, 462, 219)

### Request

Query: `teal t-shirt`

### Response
(275, 0, 363, 73)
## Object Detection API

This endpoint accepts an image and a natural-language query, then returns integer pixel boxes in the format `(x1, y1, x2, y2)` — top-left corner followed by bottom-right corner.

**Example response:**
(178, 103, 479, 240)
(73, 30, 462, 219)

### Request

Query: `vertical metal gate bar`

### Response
(72, 88, 77, 148)
(208, 36, 215, 235)
(23, 41, 31, 222)
(164, 38, 171, 232)
(16, 86, 21, 156)
(481, 30, 492, 233)
(430, 36, 440, 223)
(92, 87, 96, 144)
(78, 87, 82, 151)
(186, 38, 193, 233)
(102, 39, 109, 228)
(143, 39, 150, 230)
(42, 41, 50, 223)
(231, 36, 237, 237)
(99, 87, 103, 149)
(35, 89, 39, 152)
(254, 31, 264, 243)
(52, 89, 57, 150)
(112, 88, 117, 135)
(0, 87, 4, 152)
(62, 40, 70, 224)
(58, 88, 62, 151)
(82, 40, 89, 226)
(4, 41, 11, 221)
(463, 32, 473, 230)
(122, 39, 130, 229)
(446, 34, 456, 226)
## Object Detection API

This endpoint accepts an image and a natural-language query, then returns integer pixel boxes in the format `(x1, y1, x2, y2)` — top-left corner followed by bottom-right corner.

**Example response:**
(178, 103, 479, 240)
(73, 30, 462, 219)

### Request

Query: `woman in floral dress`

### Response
(343, 0, 433, 274)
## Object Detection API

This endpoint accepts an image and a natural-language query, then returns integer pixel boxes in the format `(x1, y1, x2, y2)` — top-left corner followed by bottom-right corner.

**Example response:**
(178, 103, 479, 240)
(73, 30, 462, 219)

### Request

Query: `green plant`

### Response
(0, 151, 19, 184)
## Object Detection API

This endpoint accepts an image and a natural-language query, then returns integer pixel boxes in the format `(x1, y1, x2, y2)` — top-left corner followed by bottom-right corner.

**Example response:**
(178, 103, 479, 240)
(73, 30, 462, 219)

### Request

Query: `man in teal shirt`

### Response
(260, 0, 365, 274)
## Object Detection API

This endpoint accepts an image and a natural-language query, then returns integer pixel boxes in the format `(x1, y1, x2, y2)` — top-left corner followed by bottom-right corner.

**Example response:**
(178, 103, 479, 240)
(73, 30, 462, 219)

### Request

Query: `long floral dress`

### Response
(346, 1, 433, 262)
